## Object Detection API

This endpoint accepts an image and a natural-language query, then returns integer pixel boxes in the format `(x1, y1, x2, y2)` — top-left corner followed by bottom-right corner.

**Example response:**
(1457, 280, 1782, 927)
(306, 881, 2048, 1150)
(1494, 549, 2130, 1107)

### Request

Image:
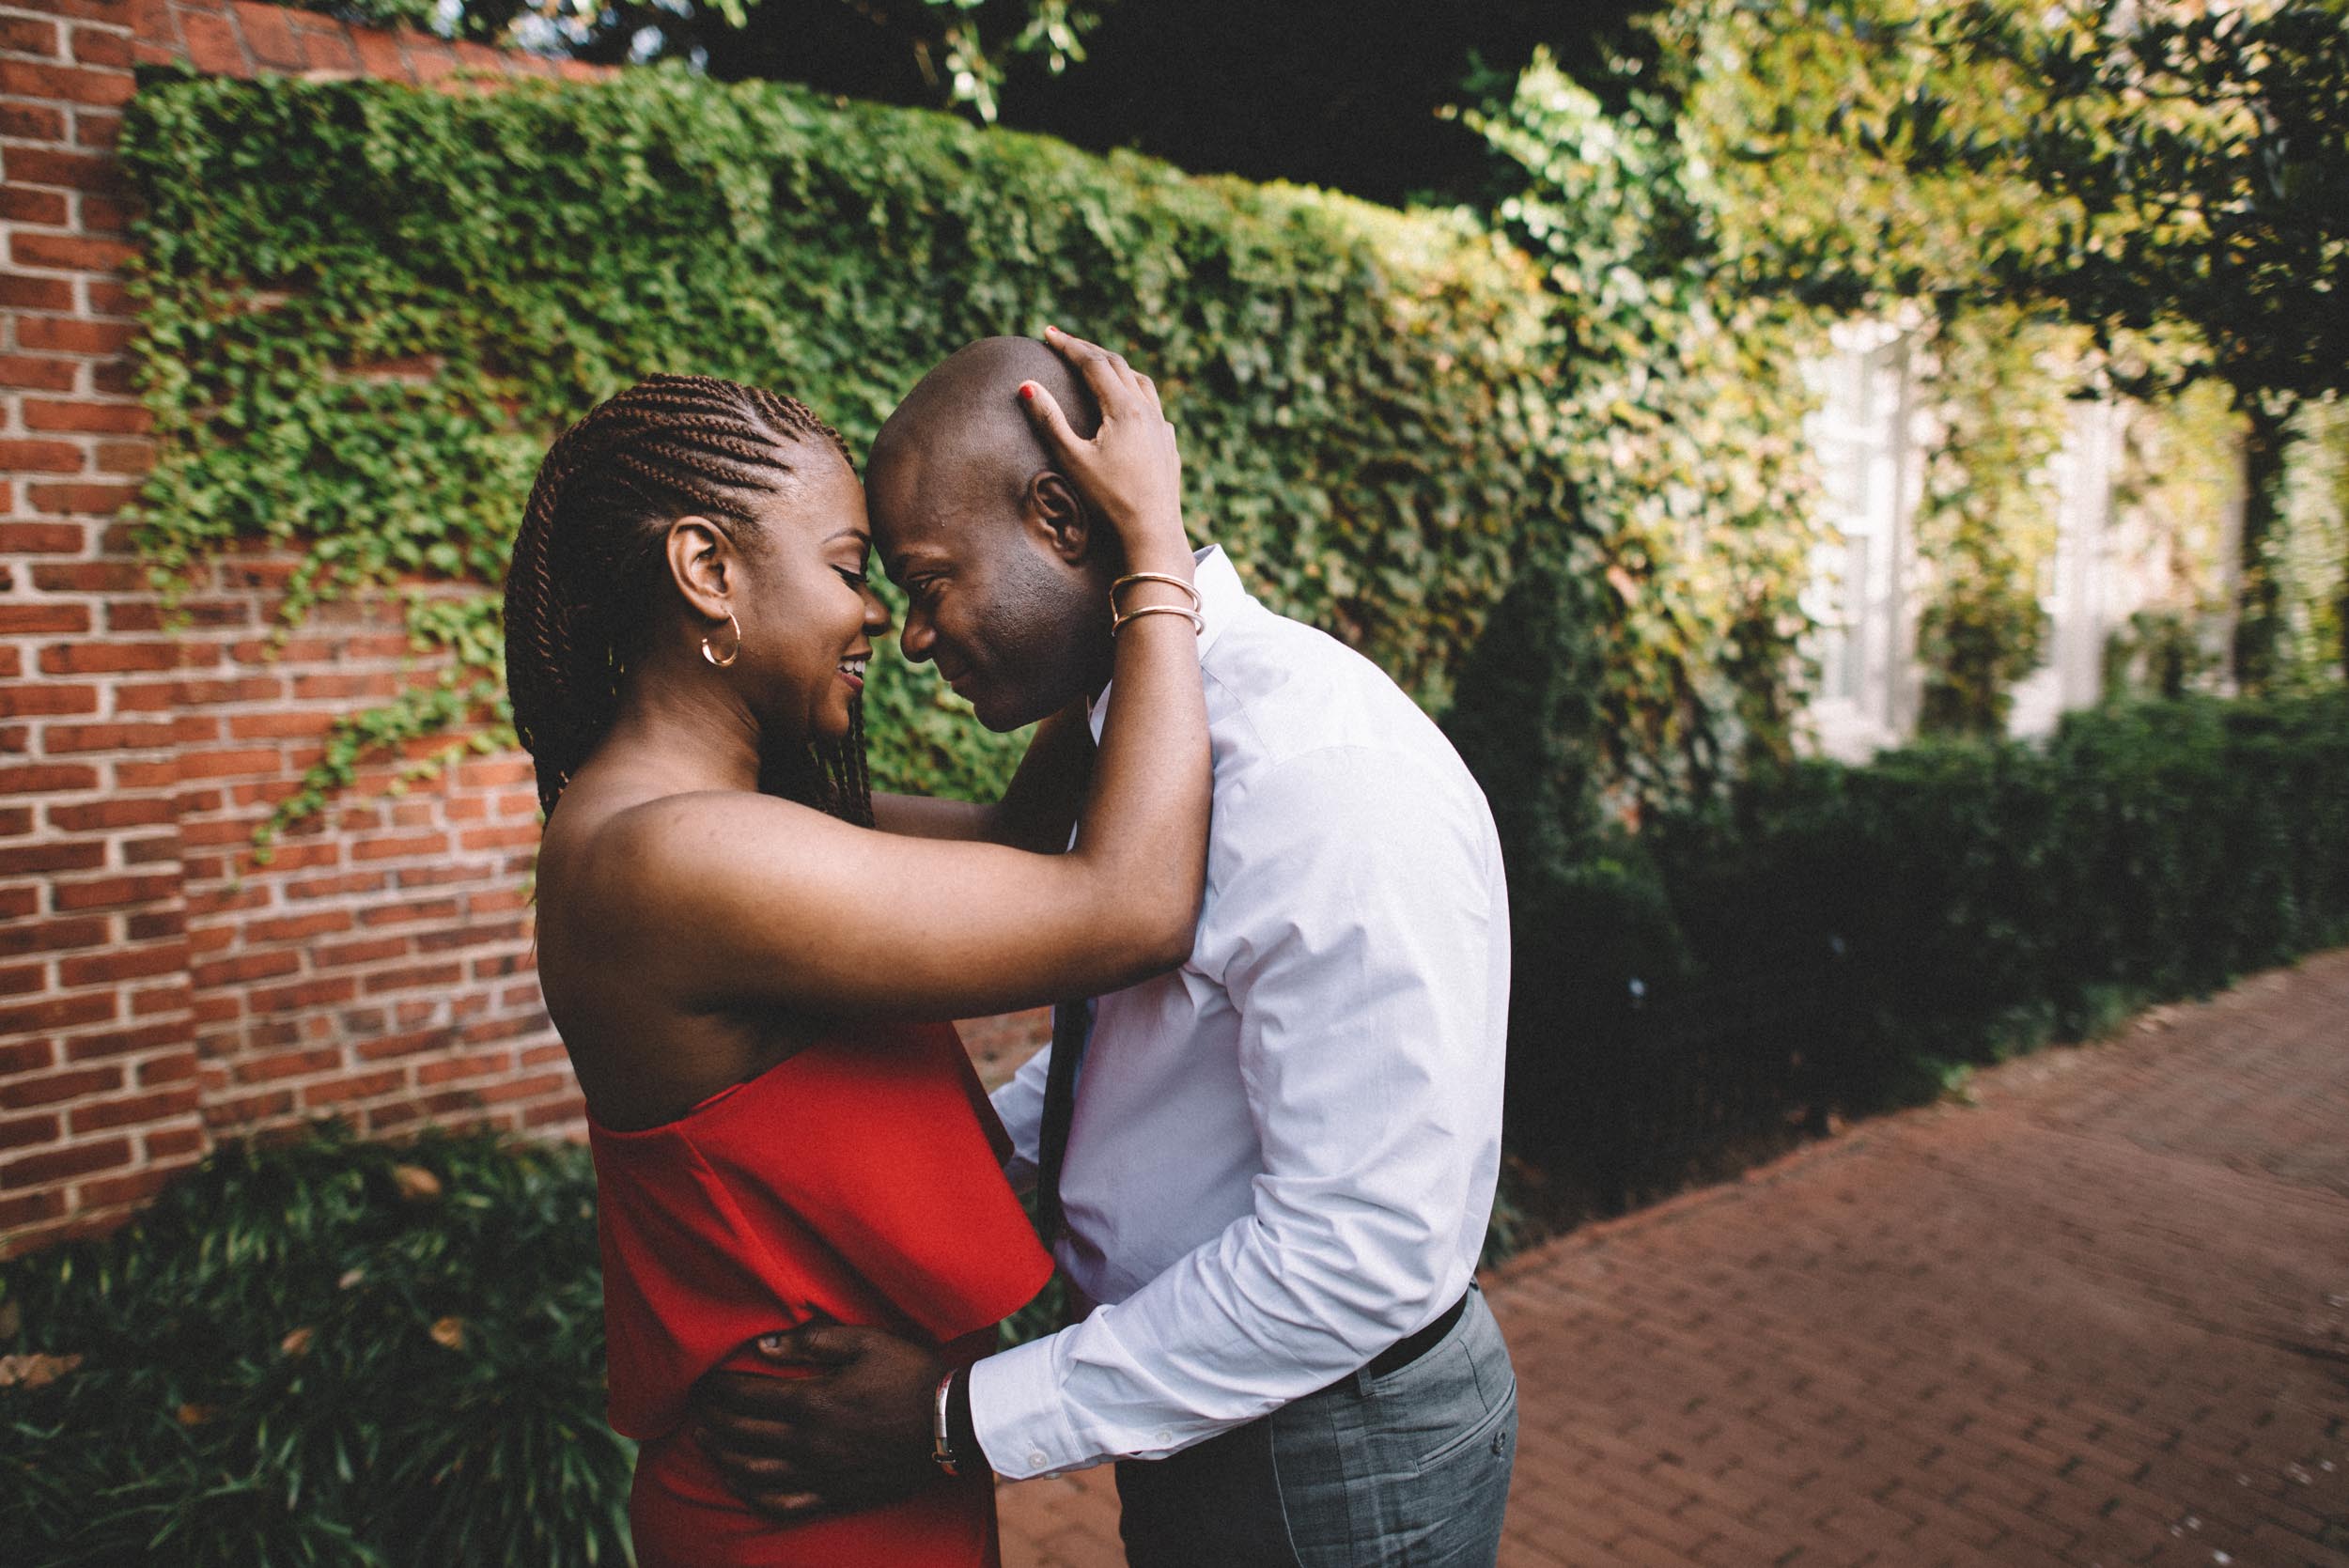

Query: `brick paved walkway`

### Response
(997, 950, 2349, 1567)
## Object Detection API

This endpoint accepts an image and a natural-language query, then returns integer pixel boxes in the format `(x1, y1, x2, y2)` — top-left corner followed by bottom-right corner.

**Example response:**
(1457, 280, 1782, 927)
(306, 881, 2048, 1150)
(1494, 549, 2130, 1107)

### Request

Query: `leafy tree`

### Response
(679, 0, 1108, 123)
(291, 0, 1645, 203)
(1926, 0, 2348, 686)
(1688, 0, 2349, 688)
(1907, 1, 2349, 408)
(1634, 0, 2094, 732)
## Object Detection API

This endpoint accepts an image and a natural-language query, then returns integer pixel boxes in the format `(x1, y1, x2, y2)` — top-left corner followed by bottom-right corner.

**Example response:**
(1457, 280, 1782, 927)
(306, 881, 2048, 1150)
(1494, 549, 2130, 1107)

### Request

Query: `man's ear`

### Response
(664, 516, 737, 623)
(1026, 471, 1097, 566)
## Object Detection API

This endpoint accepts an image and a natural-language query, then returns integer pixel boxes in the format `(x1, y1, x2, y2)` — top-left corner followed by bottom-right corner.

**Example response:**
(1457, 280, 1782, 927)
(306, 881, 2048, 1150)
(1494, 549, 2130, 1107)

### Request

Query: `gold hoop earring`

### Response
(701, 611, 742, 668)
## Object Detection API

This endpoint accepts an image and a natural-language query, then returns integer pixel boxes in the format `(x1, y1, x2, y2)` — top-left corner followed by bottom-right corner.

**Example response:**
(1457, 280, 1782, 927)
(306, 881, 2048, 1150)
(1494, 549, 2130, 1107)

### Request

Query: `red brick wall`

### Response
(5, 0, 191, 1254)
(0, 0, 1047, 1260)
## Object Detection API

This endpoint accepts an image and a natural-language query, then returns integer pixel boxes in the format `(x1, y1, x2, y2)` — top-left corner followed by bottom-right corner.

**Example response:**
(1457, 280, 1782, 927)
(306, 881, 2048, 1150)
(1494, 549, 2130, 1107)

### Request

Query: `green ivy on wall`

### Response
(2271, 395, 2349, 691)
(1465, 48, 1829, 806)
(1910, 306, 2079, 737)
(119, 65, 1573, 815)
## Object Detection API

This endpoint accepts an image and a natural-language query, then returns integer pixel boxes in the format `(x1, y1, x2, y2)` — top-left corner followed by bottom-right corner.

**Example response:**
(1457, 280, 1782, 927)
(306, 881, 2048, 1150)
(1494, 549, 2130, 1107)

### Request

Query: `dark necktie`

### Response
(1034, 997, 1093, 1246)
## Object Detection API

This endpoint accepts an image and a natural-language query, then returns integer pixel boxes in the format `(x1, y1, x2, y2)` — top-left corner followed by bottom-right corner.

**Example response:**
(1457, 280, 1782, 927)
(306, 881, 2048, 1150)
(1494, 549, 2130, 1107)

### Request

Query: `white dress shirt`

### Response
(971, 544, 1511, 1480)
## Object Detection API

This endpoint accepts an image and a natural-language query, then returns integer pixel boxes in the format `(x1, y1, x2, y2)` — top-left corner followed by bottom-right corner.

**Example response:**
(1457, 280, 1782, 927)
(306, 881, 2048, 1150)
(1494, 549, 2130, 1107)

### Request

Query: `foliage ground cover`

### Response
(0, 1126, 628, 1567)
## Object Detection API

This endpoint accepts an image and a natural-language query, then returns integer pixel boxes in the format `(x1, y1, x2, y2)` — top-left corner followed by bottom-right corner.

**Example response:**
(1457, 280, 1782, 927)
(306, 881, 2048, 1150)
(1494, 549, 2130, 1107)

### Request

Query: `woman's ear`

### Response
(1026, 471, 1097, 566)
(664, 516, 737, 623)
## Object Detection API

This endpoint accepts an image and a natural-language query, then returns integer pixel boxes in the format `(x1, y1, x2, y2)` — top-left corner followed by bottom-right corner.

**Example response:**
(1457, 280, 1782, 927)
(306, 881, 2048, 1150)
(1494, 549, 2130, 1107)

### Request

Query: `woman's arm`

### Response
(598, 331, 1207, 1019)
(870, 701, 1095, 851)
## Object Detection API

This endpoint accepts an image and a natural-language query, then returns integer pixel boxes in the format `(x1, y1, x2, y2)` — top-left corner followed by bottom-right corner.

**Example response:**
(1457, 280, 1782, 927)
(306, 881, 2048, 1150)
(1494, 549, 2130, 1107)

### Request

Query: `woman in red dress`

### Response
(502, 332, 1207, 1566)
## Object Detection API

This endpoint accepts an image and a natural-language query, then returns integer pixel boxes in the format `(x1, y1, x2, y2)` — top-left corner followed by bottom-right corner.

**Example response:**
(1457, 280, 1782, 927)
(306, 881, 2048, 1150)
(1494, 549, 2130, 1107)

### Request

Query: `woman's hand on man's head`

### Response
(1019, 326, 1188, 568)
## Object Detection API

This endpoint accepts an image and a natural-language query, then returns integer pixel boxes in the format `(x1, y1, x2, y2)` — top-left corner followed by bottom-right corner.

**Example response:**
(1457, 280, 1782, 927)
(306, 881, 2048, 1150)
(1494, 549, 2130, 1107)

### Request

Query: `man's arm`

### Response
(872, 701, 1095, 848)
(695, 745, 1505, 1503)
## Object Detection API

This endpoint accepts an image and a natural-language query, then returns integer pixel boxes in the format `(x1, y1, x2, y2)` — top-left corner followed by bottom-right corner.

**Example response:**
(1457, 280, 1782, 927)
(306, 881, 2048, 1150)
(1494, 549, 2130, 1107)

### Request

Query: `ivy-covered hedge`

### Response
(1497, 690, 2349, 1206)
(122, 66, 1567, 803)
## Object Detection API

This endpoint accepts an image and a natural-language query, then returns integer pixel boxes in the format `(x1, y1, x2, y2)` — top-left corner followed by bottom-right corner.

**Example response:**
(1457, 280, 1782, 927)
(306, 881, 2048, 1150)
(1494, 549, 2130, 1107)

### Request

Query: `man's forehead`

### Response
(869, 449, 989, 556)
(880, 528, 950, 567)
(871, 497, 960, 573)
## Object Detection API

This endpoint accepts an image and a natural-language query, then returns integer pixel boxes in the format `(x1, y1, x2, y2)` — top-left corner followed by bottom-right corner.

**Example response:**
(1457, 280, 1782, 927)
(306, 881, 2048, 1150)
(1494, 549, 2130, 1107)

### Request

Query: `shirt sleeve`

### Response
(970, 744, 1504, 1478)
(989, 1038, 1050, 1193)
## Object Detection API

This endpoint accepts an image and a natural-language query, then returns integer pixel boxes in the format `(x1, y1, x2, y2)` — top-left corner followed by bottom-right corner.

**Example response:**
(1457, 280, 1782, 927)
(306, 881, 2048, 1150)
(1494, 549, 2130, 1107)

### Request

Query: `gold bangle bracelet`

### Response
(1111, 603, 1205, 636)
(1111, 571, 1203, 613)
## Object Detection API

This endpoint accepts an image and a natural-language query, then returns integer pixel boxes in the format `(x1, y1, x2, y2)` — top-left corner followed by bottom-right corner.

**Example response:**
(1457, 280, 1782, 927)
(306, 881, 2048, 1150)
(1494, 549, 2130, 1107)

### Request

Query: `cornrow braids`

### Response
(760, 697, 875, 830)
(503, 374, 869, 823)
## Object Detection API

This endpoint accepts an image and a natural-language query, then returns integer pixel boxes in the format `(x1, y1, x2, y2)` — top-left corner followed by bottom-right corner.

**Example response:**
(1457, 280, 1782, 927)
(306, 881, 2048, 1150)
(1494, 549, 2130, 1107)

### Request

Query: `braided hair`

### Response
(504, 374, 873, 827)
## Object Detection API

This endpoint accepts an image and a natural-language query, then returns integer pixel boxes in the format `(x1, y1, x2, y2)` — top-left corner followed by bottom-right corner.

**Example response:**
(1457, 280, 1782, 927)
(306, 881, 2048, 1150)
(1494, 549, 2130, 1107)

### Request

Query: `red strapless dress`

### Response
(587, 1020, 1054, 1568)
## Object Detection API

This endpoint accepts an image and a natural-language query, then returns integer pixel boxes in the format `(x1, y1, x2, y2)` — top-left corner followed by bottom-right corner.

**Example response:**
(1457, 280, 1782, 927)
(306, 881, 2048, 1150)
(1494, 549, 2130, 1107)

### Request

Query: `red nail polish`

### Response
(1019, 383, 1035, 400)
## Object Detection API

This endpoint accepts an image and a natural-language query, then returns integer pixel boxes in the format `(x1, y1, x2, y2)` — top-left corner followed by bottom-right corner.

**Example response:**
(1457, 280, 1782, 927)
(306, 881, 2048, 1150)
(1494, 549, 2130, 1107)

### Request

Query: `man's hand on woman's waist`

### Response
(691, 1324, 946, 1519)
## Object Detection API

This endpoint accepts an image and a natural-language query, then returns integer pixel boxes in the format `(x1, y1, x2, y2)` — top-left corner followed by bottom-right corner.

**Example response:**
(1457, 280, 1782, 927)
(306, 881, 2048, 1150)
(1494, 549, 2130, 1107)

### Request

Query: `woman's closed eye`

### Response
(834, 567, 870, 589)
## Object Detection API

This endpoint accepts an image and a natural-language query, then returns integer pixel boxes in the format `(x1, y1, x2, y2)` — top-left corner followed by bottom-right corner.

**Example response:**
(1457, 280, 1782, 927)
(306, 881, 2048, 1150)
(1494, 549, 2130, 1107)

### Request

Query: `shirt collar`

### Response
(1087, 544, 1243, 744)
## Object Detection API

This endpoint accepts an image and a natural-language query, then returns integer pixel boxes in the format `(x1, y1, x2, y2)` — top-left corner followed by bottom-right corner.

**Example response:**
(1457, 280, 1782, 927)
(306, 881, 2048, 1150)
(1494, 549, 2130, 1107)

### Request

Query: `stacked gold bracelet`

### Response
(1111, 570, 1205, 636)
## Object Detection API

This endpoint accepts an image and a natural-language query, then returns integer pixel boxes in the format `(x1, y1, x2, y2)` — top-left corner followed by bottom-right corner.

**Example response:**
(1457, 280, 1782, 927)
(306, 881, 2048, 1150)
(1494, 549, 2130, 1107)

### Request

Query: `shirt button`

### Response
(1155, 1430, 1174, 1446)
(1028, 1451, 1050, 1469)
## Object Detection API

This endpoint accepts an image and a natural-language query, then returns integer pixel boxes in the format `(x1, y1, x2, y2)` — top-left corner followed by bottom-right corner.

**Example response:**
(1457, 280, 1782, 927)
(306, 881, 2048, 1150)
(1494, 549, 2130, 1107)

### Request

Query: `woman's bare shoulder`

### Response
(536, 789, 843, 1123)
(540, 787, 846, 935)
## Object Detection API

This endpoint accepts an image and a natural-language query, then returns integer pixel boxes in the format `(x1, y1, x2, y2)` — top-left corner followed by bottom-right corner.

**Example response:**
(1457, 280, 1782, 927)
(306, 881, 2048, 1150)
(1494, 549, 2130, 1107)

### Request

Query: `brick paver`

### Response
(997, 951, 2349, 1567)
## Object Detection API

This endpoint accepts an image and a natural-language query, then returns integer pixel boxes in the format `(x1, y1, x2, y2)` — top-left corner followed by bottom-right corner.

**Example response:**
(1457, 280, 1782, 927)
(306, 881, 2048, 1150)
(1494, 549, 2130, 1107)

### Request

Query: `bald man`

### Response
(694, 333, 1517, 1566)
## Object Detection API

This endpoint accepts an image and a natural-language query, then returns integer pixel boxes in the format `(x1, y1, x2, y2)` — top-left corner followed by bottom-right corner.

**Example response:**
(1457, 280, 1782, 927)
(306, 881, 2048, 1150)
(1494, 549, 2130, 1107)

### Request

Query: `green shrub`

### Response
(1500, 691, 2349, 1203)
(0, 1125, 630, 1568)
(1691, 691, 2349, 1045)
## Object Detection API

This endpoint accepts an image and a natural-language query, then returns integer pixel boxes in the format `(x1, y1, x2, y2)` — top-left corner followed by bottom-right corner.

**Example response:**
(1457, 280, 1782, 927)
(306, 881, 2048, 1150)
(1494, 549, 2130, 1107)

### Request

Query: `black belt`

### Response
(1362, 1288, 1471, 1380)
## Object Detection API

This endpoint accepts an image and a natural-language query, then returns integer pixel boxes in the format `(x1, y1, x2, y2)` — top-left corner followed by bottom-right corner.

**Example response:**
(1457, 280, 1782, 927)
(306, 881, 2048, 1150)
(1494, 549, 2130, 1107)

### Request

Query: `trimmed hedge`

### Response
(1495, 691, 2349, 1204)
(121, 66, 1566, 802)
